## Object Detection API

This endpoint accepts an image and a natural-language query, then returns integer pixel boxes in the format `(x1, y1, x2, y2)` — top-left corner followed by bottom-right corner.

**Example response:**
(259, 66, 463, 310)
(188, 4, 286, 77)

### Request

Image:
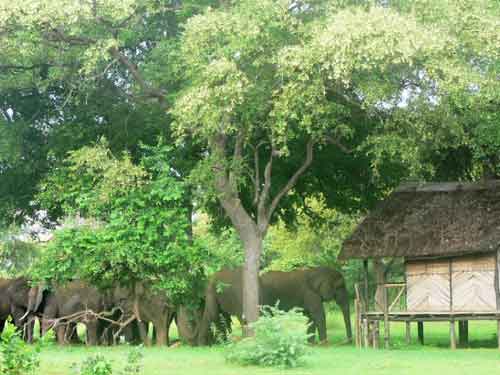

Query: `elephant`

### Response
(6, 277, 46, 343)
(176, 304, 206, 346)
(197, 267, 261, 345)
(0, 278, 13, 334)
(113, 283, 176, 346)
(41, 280, 110, 346)
(261, 267, 352, 344)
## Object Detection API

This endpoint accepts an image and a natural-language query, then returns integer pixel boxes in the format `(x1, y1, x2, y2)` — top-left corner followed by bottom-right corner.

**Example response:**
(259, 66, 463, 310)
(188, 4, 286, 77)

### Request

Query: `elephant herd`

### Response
(0, 266, 352, 347)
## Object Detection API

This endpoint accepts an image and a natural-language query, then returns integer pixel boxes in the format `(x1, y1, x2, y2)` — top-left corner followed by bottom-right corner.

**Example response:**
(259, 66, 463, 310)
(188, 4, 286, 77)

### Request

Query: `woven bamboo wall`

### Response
(407, 259, 450, 312)
(406, 254, 497, 312)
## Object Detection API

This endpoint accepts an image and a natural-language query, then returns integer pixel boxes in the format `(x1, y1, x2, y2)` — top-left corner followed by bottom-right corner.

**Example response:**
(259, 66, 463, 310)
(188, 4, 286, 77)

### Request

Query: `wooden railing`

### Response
(354, 282, 407, 349)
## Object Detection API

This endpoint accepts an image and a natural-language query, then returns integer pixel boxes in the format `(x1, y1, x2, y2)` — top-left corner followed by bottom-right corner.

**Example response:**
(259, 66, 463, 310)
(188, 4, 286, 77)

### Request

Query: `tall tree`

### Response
(170, 0, 459, 330)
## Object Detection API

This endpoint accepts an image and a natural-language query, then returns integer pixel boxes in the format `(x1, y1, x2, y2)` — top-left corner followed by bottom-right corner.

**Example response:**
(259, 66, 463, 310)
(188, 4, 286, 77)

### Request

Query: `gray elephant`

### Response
(0, 278, 13, 334)
(261, 267, 352, 343)
(6, 277, 45, 343)
(41, 281, 109, 345)
(197, 267, 261, 346)
(113, 283, 176, 346)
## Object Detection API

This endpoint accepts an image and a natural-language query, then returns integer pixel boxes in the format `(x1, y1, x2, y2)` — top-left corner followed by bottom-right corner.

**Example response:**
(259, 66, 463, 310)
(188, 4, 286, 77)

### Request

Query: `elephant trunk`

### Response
(176, 306, 200, 346)
(341, 302, 352, 342)
(197, 282, 219, 346)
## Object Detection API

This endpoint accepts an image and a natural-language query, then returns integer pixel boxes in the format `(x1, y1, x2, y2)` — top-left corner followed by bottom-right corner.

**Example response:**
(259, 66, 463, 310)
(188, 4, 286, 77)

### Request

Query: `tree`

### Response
(0, 0, 218, 229)
(34, 140, 206, 304)
(170, 0, 457, 331)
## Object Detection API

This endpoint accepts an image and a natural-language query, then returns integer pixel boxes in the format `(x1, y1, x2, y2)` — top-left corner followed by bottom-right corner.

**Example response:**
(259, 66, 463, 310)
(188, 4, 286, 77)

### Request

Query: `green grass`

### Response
(36, 313, 500, 375)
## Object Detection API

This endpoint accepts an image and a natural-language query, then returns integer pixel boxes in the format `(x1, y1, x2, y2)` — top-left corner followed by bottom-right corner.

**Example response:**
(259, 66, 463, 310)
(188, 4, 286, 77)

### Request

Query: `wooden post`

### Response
(450, 320, 456, 350)
(354, 284, 362, 348)
(417, 322, 424, 345)
(459, 321, 469, 347)
(405, 321, 411, 345)
(384, 286, 390, 349)
(363, 259, 369, 310)
(354, 298, 360, 348)
(363, 318, 369, 348)
(374, 259, 386, 312)
(373, 321, 380, 349)
(495, 251, 500, 311)
(497, 319, 500, 350)
(464, 320, 469, 346)
(368, 320, 374, 348)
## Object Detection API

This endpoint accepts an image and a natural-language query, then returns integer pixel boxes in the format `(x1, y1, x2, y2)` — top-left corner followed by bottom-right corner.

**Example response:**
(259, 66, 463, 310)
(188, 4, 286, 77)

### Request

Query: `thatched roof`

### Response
(339, 180, 500, 260)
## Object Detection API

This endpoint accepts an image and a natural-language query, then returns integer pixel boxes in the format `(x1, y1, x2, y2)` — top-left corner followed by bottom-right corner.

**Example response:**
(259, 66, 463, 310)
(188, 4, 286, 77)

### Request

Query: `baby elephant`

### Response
(261, 267, 352, 344)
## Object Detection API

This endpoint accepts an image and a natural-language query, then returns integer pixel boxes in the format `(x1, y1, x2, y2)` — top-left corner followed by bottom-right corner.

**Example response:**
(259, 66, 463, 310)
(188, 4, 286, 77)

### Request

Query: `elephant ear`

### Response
(30, 283, 46, 312)
(306, 270, 327, 293)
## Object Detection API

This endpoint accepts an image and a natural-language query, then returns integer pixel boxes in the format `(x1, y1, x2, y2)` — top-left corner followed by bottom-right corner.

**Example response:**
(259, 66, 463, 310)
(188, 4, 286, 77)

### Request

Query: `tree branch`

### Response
(326, 136, 352, 154)
(252, 141, 265, 206)
(257, 144, 276, 226)
(267, 139, 315, 222)
(0, 62, 72, 72)
(109, 47, 167, 105)
(229, 130, 244, 188)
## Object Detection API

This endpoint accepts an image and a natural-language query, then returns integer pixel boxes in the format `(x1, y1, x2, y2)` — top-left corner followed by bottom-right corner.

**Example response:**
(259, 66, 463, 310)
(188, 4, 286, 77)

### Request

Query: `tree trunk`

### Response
(241, 233, 263, 336)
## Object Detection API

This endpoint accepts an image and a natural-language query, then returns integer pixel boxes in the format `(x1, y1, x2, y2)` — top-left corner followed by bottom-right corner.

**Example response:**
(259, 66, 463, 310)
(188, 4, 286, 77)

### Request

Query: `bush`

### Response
(0, 321, 42, 375)
(121, 346, 144, 375)
(225, 306, 311, 368)
(71, 354, 113, 375)
(71, 347, 144, 375)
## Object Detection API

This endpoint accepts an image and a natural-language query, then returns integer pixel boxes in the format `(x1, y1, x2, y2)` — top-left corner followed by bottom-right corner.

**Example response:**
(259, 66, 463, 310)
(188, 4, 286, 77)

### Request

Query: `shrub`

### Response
(121, 346, 144, 375)
(225, 305, 312, 368)
(71, 347, 144, 375)
(71, 354, 113, 375)
(0, 321, 42, 375)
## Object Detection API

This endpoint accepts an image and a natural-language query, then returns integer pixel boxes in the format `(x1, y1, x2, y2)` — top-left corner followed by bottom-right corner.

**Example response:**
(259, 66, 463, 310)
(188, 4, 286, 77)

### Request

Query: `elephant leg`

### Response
(151, 324, 157, 345)
(138, 321, 151, 346)
(68, 323, 81, 344)
(153, 316, 169, 346)
(0, 319, 5, 335)
(166, 311, 176, 346)
(24, 318, 35, 343)
(85, 321, 99, 346)
(305, 295, 327, 343)
(306, 315, 317, 343)
(312, 308, 327, 343)
(155, 326, 167, 347)
(56, 325, 67, 345)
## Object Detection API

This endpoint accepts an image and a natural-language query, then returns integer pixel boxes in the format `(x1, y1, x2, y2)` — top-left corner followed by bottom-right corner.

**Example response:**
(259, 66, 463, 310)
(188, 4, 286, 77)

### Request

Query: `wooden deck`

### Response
(363, 311, 500, 321)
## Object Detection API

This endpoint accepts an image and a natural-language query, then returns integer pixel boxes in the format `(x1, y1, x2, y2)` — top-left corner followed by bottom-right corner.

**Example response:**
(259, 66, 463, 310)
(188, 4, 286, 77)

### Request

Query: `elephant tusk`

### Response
(19, 310, 30, 322)
(133, 298, 142, 322)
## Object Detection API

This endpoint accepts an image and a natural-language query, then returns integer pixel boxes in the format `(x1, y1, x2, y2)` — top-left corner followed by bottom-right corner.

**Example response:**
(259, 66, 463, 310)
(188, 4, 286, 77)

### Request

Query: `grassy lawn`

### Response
(37, 313, 500, 375)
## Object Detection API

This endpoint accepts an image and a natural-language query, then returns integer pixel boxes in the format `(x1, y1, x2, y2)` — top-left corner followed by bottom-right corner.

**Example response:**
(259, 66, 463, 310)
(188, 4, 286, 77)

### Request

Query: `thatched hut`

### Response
(339, 180, 500, 349)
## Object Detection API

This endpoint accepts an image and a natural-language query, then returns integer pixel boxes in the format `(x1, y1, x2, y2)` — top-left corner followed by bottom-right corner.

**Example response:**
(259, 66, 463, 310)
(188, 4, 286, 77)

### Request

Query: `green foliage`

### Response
(0, 229, 40, 277)
(225, 306, 312, 368)
(0, 321, 42, 375)
(264, 196, 358, 271)
(71, 354, 113, 375)
(71, 347, 144, 375)
(34, 140, 206, 303)
(121, 346, 144, 375)
(193, 213, 244, 274)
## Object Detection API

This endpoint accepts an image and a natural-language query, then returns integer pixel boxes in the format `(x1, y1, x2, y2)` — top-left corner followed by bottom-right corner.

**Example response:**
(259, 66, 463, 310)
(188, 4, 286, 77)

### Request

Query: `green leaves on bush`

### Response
(121, 346, 144, 375)
(71, 346, 143, 375)
(71, 354, 113, 375)
(225, 306, 311, 368)
(34, 140, 207, 305)
(0, 321, 42, 375)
